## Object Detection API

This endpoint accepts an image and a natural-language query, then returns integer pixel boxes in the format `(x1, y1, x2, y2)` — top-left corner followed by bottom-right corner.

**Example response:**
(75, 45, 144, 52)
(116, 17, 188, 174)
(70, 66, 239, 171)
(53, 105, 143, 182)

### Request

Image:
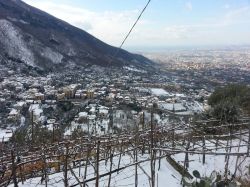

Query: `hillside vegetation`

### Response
(208, 84, 250, 119)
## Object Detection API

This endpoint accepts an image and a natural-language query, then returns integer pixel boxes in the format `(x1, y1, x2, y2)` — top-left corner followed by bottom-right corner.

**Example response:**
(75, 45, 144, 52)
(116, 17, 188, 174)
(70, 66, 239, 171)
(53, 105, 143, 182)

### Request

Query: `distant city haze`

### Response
(23, 0, 250, 51)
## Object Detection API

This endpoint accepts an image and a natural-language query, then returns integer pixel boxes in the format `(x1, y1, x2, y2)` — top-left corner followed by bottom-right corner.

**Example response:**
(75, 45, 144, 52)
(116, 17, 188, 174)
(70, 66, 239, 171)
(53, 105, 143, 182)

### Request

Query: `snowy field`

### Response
(9, 136, 250, 187)
(9, 154, 182, 187)
(150, 88, 170, 96)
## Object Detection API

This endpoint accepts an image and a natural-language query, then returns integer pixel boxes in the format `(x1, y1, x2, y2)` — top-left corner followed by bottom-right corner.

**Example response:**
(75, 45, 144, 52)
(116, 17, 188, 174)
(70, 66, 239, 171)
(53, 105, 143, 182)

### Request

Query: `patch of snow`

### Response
(124, 66, 146, 73)
(151, 88, 170, 96)
(41, 47, 63, 64)
(15, 101, 26, 107)
(79, 112, 88, 118)
(99, 108, 108, 115)
(160, 103, 186, 111)
(9, 108, 18, 115)
(173, 139, 250, 182)
(0, 19, 35, 66)
(20, 116, 26, 127)
(29, 104, 43, 122)
(9, 153, 182, 187)
(0, 129, 13, 142)
(19, 20, 29, 25)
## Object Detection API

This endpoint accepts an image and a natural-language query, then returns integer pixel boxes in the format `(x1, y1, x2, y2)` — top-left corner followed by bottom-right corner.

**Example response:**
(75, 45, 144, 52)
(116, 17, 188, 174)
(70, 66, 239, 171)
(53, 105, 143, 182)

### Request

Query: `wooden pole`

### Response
(11, 150, 18, 187)
(172, 123, 175, 149)
(78, 143, 83, 177)
(42, 148, 48, 187)
(150, 108, 155, 187)
(158, 127, 163, 171)
(185, 140, 190, 169)
(108, 154, 113, 187)
(202, 136, 206, 165)
(135, 124, 139, 187)
(224, 126, 232, 180)
(95, 141, 100, 187)
(64, 143, 69, 187)
(31, 110, 34, 146)
(19, 164, 24, 184)
(142, 112, 145, 130)
(234, 129, 242, 176)
(52, 123, 55, 142)
(247, 124, 250, 156)
(142, 112, 145, 155)
(83, 145, 90, 187)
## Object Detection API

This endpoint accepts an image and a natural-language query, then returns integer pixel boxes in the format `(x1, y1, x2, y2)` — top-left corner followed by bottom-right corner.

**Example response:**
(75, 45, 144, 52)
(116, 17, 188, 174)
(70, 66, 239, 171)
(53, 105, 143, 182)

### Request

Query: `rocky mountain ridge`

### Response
(0, 0, 152, 74)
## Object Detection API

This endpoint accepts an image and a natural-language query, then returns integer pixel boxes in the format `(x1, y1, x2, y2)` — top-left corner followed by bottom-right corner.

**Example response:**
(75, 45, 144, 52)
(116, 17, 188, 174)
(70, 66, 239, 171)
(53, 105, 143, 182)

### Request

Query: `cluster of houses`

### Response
(0, 65, 210, 145)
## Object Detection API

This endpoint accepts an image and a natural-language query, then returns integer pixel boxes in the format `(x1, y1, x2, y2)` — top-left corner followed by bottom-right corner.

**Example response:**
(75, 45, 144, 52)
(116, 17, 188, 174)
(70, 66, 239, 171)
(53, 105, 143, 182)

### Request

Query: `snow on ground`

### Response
(65, 118, 110, 136)
(29, 104, 43, 122)
(175, 111, 193, 115)
(29, 104, 43, 116)
(124, 66, 146, 73)
(9, 108, 18, 115)
(41, 47, 63, 64)
(151, 88, 170, 96)
(7, 137, 250, 187)
(172, 139, 250, 180)
(20, 116, 26, 127)
(0, 19, 35, 66)
(0, 129, 13, 142)
(9, 153, 182, 187)
(185, 101, 204, 113)
(160, 103, 186, 112)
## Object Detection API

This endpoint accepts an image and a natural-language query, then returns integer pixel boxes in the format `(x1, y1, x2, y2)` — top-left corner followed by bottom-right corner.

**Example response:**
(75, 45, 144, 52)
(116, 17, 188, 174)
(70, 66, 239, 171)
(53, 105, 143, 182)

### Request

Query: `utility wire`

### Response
(112, 0, 152, 59)
(119, 0, 151, 49)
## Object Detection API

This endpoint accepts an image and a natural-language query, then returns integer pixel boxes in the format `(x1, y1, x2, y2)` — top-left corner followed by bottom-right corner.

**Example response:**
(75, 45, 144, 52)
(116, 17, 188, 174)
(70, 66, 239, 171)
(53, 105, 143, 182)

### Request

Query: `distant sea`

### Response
(125, 45, 250, 53)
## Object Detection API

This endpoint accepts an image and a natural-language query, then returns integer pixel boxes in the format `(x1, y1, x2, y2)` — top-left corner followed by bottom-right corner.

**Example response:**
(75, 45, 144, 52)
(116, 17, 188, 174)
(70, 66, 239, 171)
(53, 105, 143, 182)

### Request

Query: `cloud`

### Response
(144, 5, 250, 46)
(23, 0, 141, 46)
(224, 4, 230, 9)
(22, 0, 250, 47)
(164, 25, 190, 39)
(223, 6, 250, 25)
(185, 2, 193, 11)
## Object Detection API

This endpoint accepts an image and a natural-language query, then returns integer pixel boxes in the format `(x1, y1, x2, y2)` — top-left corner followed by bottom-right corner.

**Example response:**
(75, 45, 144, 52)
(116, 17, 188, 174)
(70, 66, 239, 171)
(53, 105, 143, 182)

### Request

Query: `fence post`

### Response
(95, 141, 100, 187)
(64, 143, 69, 187)
(11, 150, 18, 187)
(150, 108, 155, 187)
(247, 124, 250, 156)
(202, 136, 206, 165)
(108, 154, 113, 187)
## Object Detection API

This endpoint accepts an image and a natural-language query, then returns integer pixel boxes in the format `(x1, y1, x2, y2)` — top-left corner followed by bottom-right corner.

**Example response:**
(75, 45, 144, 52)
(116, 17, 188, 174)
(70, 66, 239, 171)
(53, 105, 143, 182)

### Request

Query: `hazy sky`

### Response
(23, 0, 250, 50)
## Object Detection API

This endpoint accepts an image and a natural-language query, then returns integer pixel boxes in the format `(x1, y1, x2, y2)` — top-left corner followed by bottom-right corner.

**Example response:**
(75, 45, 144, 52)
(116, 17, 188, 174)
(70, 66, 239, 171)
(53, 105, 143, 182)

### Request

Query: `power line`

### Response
(113, 0, 152, 58)
(119, 0, 151, 49)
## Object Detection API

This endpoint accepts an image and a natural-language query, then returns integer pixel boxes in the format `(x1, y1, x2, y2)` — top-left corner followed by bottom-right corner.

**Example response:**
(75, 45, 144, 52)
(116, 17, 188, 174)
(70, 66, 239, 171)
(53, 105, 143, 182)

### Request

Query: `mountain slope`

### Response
(0, 0, 152, 73)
